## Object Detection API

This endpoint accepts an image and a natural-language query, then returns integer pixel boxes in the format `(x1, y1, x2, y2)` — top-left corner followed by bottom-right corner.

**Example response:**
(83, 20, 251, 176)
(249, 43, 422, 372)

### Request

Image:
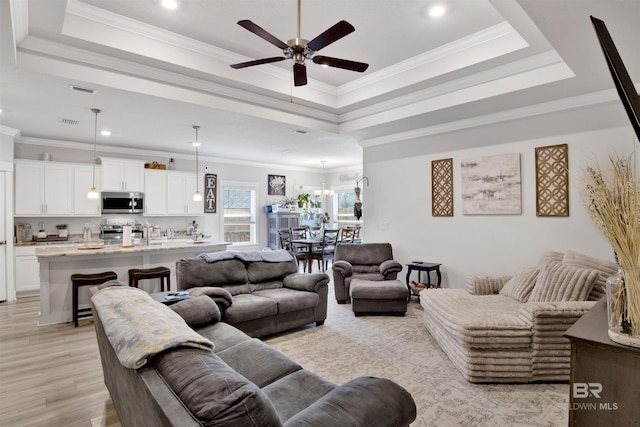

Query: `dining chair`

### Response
(278, 228, 293, 250)
(340, 227, 356, 243)
(289, 227, 312, 271)
(312, 229, 340, 272)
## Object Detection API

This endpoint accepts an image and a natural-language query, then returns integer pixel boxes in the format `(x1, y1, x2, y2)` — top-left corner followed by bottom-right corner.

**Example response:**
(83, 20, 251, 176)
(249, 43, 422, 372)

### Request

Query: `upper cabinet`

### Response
(99, 157, 144, 192)
(167, 172, 203, 216)
(143, 170, 167, 216)
(15, 161, 73, 216)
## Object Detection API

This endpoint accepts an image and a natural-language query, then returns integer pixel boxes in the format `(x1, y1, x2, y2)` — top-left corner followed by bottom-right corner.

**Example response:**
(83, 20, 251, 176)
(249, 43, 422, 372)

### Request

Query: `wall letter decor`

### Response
(204, 173, 217, 213)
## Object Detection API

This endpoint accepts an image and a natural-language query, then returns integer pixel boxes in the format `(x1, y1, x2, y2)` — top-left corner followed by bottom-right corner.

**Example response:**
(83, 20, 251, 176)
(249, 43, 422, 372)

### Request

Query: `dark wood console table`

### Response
(564, 298, 640, 426)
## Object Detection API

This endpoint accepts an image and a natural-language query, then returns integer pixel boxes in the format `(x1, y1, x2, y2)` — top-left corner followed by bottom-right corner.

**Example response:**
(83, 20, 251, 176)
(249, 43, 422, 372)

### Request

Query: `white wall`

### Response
(363, 125, 638, 289)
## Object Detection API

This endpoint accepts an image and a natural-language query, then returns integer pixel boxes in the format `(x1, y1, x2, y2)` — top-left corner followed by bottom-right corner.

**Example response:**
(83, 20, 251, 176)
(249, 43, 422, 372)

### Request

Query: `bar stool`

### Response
(128, 266, 171, 293)
(71, 271, 117, 327)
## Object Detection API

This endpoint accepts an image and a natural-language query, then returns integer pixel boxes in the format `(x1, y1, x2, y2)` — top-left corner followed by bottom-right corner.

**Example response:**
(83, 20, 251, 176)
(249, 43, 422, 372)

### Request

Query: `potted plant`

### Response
(582, 153, 640, 347)
(297, 193, 310, 208)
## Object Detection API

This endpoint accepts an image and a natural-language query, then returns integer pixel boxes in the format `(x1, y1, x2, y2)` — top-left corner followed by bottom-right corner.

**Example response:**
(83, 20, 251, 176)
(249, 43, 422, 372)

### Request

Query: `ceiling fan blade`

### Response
(312, 56, 369, 72)
(306, 20, 355, 52)
(237, 20, 289, 50)
(230, 57, 286, 69)
(293, 62, 307, 86)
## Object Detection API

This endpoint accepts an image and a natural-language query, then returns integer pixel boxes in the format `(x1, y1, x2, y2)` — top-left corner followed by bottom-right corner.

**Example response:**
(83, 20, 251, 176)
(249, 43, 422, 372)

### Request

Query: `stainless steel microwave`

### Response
(101, 192, 144, 214)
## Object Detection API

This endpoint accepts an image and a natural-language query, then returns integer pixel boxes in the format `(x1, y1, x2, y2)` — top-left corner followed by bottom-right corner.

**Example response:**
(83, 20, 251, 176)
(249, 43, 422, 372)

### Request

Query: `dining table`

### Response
(291, 238, 322, 273)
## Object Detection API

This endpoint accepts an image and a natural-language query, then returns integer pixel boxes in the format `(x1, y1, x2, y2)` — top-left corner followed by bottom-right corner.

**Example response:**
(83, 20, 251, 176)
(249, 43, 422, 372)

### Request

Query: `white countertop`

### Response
(35, 240, 228, 258)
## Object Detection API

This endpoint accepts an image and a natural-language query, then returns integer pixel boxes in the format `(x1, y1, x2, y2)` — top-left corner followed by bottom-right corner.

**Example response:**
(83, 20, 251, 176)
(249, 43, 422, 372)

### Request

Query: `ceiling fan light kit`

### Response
(230, 0, 368, 86)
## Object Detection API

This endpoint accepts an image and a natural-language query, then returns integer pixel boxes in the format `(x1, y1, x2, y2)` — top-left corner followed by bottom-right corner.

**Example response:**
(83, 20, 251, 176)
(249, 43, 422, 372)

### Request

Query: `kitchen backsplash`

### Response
(14, 215, 204, 239)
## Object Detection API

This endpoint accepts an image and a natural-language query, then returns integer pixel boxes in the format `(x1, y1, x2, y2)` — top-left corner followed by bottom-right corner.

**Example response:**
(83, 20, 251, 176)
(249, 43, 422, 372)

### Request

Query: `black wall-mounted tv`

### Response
(590, 16, 640, 142)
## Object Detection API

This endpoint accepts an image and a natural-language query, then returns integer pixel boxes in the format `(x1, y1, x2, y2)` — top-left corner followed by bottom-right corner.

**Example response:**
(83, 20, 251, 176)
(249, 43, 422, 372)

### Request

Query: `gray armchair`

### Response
(332, 243, 403, 303)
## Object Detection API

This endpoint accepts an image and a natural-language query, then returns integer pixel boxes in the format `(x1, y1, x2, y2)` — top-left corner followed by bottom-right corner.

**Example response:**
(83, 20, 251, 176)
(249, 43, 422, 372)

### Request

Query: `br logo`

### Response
(573, 383, 603, 398)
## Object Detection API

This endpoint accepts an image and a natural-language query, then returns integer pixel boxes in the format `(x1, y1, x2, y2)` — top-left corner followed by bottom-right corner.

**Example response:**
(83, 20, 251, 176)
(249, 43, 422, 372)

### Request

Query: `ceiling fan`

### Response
(230, 0, 369, 86)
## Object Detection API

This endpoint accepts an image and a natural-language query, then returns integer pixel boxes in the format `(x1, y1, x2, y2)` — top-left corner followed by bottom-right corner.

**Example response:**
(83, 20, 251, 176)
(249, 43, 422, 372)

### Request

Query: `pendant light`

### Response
(314, 160, 334, 198)
(192, 125, 203, 202)
(87, 108, 101, 199)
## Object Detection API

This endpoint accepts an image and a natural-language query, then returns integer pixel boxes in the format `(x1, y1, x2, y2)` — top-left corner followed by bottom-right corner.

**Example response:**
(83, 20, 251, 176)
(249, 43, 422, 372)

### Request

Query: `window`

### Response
(221, 181, 257, 246)
(333, 188, 362, 227)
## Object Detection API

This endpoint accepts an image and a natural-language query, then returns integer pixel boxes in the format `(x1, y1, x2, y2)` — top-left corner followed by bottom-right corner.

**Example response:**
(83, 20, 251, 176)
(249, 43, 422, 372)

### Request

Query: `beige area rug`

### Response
(264, 292, 568, 427)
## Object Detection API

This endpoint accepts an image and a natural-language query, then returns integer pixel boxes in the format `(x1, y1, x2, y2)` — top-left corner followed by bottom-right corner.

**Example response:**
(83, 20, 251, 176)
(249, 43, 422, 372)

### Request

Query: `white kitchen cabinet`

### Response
(14, 161, 73, 216)
(14, 246, 40, 296)
(99, 157, 145, 192)
(167, 172, 203, 215)
(74, 165, 101, 216)
(144, 170, 167, 216)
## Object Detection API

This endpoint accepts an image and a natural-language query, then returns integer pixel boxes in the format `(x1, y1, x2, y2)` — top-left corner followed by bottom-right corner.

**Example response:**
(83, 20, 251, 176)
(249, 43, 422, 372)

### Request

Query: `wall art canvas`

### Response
(204, 173, 217, 213)
(268, 174, 286, 196)
(461, 153, 521, 215)
(432, 158, 454, 217)
(535, 143, 569, 216)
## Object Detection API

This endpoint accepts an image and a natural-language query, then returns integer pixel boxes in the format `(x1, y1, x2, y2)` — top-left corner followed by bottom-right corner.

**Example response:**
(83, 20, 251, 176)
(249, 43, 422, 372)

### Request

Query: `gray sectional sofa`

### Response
(420, 250, 617, 383)
(176, 250, 329, 337)
(91, 284, 417, 427)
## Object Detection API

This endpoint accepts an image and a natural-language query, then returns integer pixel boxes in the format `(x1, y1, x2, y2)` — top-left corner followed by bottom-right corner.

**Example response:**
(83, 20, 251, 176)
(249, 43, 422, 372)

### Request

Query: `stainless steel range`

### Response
(100, 224, 144, 245)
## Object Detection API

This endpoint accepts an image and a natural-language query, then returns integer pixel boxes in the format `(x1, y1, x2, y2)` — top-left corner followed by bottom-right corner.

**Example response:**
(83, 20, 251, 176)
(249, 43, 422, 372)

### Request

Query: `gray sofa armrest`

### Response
(284, 376, 416, 427)
(380, 260, 403, 276)
(187, 286, 233, 311)
(332, 260, 354, 277)
(283, 272, 330, 293)
(466, 275, 512, 295)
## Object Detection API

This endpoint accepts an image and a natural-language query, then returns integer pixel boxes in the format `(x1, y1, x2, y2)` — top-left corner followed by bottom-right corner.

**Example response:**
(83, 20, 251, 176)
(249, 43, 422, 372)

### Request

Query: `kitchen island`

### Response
(36, 240, 228, 325)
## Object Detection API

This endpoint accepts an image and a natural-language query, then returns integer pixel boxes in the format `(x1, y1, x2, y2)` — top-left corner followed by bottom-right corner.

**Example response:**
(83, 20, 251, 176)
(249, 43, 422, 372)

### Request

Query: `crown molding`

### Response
(64, 1, 337, 97)
(359, 88, 621, 147)
(0, 125, 20, 137)
(13, 136, 349, 172)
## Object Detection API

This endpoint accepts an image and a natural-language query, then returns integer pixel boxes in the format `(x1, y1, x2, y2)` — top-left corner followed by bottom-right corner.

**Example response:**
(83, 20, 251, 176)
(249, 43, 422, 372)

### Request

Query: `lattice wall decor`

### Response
(432, 158, 454, 217)
(535, 143, 569, 216)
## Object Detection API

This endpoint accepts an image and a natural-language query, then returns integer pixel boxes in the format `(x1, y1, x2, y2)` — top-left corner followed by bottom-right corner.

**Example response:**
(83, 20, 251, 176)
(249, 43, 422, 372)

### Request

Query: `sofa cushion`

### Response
(262, 370, 336, 423)
(196, 322, 253, 353)
(499, 266, 540, 302)
(177, 257, 248, 288)
(225, 294, 278, 323)
(529, 262, 599, 302)
(253, 288, 319, 314)
(562, 250, 618, 300)
(217, 338, 302, 388)
(155, 348, 281, 427)
(247, 259, 298, 283)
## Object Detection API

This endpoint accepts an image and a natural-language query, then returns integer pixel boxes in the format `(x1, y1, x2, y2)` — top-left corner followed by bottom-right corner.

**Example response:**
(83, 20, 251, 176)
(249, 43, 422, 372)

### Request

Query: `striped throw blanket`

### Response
(92, 286, 214, 369)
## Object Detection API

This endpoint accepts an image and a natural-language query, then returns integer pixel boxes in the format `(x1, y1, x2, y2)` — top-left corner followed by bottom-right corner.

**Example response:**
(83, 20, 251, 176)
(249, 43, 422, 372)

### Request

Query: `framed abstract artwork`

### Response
(268, 174, 286, 196)
(535, 143, 569, 217)
(432, 158, 454, 217)
(461, 153, 521, 215)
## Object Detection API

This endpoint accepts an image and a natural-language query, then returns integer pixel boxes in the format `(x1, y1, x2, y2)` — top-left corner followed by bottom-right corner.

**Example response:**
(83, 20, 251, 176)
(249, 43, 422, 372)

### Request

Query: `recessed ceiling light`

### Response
(101, 130, 111, 136)
(161, 0, 178, 10)
(429, 5, 446, 18)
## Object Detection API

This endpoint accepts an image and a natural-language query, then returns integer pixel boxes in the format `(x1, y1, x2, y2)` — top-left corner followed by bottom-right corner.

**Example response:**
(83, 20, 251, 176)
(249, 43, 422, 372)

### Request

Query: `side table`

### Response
(405, 262, 442, 301)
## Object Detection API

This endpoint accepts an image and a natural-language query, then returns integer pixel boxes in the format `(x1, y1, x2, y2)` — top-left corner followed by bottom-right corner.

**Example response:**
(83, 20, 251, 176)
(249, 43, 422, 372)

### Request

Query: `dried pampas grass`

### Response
(582, 153, 640, 335)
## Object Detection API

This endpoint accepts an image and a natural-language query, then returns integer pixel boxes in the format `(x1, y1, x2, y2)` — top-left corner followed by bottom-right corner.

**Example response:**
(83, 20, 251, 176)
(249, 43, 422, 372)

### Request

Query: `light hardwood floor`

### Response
(0, 297, 120, 427)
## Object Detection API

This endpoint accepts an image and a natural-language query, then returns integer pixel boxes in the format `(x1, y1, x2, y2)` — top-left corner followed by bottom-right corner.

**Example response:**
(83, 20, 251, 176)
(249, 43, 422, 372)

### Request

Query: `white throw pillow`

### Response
(529, 261, 600, 302)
